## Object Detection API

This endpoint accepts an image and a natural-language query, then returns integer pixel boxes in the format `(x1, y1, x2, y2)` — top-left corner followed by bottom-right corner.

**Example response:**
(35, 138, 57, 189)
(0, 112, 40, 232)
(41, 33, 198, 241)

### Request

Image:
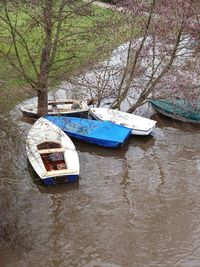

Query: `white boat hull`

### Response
(26, 118, 79, 185)
(21, 99, 88, 117)
(89, 108, 156, 136)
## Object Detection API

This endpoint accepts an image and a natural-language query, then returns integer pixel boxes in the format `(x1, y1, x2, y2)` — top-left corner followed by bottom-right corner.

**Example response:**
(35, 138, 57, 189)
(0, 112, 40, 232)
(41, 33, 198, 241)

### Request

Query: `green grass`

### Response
(0, 3, 134, 112)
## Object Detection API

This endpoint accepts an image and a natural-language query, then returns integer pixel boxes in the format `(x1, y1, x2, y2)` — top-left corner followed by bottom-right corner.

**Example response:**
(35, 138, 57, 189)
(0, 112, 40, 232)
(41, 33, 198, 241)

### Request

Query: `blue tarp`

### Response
(44, 116, 131, 148)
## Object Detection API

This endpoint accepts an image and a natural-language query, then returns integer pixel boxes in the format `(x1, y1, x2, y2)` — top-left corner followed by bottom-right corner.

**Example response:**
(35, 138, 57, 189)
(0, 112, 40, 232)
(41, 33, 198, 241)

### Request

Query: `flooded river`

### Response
(0, 99, 200, 267)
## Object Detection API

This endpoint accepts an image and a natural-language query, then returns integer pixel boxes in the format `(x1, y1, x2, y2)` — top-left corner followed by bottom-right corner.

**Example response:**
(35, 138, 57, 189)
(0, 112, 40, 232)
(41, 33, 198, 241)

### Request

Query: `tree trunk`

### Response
(127, 24, 184, 114)
(110, 0, 155, 110)
(36, 0, 53, 116)
(37, 88, 48, 116)
(127, 92, 148, 113)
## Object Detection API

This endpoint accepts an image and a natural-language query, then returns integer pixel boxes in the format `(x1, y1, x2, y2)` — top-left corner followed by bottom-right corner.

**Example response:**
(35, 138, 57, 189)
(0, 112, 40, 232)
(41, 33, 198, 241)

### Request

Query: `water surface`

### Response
(1, 103, 200, 267)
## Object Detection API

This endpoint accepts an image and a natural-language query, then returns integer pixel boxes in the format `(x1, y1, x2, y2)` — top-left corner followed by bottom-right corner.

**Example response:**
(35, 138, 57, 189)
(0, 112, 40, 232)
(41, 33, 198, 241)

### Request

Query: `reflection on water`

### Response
(1, 99, 200, 267)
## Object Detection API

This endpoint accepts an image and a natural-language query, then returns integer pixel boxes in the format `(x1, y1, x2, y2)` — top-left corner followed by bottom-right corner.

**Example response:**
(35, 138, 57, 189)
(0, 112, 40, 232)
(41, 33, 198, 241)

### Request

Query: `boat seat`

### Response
(38, 147, 67, 154)
(57, 104, 72, 109)
(48, 100, 74, 104)
(45, 169, 77, 177)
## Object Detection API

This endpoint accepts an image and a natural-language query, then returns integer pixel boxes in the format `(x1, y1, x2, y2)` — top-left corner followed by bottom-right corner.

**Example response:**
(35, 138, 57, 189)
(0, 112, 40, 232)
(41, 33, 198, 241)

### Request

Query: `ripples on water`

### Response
(0, 99, 200, 267)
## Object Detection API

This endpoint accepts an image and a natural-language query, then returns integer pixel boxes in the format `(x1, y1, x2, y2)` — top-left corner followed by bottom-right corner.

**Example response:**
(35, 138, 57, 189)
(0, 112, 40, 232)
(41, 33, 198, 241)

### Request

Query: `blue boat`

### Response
(149, 99, 200, 124)
(44, 116, 131, 148)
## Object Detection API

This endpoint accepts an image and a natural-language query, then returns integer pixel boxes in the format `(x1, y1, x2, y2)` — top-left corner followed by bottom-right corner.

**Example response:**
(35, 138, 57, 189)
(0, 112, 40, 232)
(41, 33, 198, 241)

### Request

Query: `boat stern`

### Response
(42, 174, 79, 186)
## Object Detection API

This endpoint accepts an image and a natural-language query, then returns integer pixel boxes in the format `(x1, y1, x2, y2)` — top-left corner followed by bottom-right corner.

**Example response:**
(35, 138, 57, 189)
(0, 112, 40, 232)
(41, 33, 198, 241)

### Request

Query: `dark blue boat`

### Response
(44, 116, 131, 148)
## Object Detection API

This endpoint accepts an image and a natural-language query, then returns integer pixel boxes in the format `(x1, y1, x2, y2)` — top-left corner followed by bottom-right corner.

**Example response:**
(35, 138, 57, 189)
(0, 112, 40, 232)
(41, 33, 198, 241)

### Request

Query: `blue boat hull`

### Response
(44, 116, 131, 148)
(42, 174, 78, 186)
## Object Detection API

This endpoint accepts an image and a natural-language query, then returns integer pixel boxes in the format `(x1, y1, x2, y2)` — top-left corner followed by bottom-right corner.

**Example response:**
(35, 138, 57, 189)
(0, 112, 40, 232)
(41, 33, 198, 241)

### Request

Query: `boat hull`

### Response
(45, 116, 131, 148)
(89, 108, 156, 136)
(131, 128, 155, 136)
(42, 174, 79, 186)
(150, 99, 200, 124)
(21, 99, 88, 118)
(62, 131, 127, 148)
(26, 118, 80, 186)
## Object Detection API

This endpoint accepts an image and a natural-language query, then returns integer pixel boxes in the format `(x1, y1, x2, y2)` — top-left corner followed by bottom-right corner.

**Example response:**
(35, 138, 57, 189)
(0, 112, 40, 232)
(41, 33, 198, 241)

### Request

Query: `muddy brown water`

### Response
(1, 104, 200, 267)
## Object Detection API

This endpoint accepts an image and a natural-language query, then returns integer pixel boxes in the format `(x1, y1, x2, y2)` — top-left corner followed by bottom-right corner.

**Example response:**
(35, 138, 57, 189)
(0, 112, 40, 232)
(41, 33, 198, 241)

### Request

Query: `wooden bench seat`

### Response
(38, 147, 67, 154)
(48, 100, 74, 104)
(45, 169, 77, 177)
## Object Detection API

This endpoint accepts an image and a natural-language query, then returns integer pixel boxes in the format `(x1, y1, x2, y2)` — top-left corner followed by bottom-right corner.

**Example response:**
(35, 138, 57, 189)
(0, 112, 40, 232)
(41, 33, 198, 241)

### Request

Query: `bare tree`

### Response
(1, 0, 199, 115)
(0, 0, 100, 115)
(109, 0, 198, 112)
(80, 0, 200, 112)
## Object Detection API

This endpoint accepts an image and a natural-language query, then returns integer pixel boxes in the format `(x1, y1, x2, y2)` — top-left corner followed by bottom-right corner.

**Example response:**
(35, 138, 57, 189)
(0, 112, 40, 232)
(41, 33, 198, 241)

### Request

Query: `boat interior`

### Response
(48, 100, 81, 112)
(37, 142, 67, 171)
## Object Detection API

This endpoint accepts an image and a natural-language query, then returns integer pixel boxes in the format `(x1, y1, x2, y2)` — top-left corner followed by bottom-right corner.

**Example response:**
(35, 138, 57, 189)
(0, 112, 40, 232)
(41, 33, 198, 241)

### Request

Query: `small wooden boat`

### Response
(149, 99, 200, 124)
(26, 117, 79, 186)
(89, 108, 157, 135)
(44, 116, 132, 148)
(21, 99, 89, 117)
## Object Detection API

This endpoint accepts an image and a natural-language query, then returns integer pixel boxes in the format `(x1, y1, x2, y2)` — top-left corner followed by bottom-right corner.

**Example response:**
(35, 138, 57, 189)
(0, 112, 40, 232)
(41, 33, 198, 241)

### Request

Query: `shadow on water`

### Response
(20, 114, 37, 125)
(151, 113, 200, 132)
(128, 133, 155, 150)
(75, 137, 130, 158)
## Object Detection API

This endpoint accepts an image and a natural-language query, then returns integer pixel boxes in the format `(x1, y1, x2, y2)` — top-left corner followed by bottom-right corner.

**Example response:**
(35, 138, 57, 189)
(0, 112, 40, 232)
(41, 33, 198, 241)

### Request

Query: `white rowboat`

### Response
(26, 117, 79, 185)
(21, 99, 89, 117)
(89, 108, 156, 136)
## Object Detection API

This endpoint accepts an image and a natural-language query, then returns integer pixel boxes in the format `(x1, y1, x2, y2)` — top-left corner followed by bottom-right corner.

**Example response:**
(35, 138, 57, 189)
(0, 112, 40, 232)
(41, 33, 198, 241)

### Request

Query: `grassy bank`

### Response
(0, 4, 132, 113)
